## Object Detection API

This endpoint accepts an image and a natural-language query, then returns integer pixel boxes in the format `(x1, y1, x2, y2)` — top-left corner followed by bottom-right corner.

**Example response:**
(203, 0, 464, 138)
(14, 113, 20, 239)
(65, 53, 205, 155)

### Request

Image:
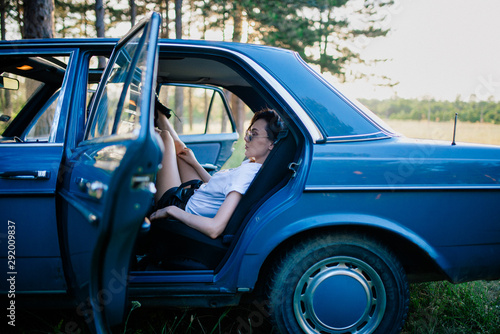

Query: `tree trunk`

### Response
(232, 3, 242, 42)
(0, 0, 7, 40)
(129, 0, 136, 27)
(175, 0, 182, 39)
(95, 0, 105, 38)
(174, 0, 183, 133)
(95, 0, 105, 68)
(160, 0, 170, 38)
(24, 0, 54, 39)
(15, 0, 23, 38)
(231, 3, 245, 134)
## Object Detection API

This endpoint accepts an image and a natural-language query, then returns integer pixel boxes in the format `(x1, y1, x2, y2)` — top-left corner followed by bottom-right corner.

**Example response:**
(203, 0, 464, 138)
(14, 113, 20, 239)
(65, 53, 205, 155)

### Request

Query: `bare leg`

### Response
(156, 114, 205, 184)
(155, 129, 182, 203)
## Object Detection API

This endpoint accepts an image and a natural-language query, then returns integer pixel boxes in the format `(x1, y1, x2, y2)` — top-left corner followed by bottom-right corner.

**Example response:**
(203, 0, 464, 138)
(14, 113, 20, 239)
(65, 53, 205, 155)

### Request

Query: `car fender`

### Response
(235, 210, 449, 288)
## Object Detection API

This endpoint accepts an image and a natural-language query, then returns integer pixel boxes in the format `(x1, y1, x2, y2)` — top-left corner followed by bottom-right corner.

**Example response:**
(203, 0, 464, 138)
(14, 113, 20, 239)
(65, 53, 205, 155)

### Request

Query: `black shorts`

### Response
(154, 179, 203, 211)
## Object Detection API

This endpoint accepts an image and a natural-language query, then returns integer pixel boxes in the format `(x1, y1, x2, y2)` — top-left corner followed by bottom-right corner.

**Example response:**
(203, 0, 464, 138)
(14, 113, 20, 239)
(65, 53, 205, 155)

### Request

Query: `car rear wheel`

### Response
(268, 233, 409, 334)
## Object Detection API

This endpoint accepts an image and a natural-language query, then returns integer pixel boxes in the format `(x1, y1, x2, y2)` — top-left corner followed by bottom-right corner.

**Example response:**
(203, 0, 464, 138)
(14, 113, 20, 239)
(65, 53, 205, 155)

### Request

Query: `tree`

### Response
(95, 0, 106, 68)
(174, 0, 183, 133)
(130, 0, 137, 26)
(175, 0, 181, 38)
(95, 0, 105, 37)
(245, 0, 394, 79)
(230, 1, 245, 134)
(197, 0, 236, 41)
(195, 0, 247, 133)
(158, 0, 170, 38)
(195, 0, 394, 81)
(24, 0, 55, 38)
(0, 0, 10, 39)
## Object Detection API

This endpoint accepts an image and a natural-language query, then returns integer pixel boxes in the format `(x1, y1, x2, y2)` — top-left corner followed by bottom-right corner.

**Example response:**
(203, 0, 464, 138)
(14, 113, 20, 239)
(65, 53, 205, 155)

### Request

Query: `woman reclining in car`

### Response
(149, 104, 284, 239)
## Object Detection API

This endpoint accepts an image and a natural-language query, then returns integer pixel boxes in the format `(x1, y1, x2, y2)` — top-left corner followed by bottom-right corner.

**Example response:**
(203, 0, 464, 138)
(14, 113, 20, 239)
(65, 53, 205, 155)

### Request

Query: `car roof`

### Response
(0, 38, 297, 65)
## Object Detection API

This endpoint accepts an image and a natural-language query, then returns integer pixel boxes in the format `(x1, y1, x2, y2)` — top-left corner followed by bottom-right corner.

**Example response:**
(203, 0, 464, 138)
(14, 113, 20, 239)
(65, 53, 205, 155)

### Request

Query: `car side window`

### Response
(0, 55, 67, 143)
(0, 75, 44, 140)
(85, 55, 108, 122)
(158, 85, 234, 135)
(24, 90, 59, 142)
(86, 30, 148, 140)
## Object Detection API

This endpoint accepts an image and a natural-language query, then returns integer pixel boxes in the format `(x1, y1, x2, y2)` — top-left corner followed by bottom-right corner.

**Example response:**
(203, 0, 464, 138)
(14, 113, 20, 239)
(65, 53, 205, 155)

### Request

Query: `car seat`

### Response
(145, 129, 298, 270)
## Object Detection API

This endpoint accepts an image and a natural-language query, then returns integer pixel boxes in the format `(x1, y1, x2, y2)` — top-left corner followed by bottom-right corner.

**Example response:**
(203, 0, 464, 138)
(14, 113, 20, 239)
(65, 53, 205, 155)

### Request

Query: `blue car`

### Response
(1, 13, 499, 334)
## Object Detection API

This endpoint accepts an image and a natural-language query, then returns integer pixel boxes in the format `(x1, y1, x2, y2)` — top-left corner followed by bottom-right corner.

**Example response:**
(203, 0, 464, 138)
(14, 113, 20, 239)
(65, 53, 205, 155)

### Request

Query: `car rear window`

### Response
(256, 50, 391, 140)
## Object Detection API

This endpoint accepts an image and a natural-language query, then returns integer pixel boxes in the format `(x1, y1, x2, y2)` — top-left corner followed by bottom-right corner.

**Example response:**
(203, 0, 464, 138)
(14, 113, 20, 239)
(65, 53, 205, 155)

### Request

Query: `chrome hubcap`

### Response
(293, 256, 386, 333)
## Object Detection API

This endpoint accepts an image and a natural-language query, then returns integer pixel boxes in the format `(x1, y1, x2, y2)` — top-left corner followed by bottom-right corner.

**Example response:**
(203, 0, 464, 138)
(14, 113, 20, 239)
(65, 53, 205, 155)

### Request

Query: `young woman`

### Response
(149, 107, 284, 239)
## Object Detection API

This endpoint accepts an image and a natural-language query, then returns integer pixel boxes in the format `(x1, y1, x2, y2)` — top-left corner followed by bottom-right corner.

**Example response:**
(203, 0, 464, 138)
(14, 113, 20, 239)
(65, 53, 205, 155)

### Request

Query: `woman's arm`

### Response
(149, 191, 242, 239)
(177, 147, 212, 183)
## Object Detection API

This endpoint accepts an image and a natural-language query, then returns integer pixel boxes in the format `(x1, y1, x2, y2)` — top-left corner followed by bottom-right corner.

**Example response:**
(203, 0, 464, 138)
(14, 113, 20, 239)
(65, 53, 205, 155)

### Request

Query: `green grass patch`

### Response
(402, 281, 500, 334)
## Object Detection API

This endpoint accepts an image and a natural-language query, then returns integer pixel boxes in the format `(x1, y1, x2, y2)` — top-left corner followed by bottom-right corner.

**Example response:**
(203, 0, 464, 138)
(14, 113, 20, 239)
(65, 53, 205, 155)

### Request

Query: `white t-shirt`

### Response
(185, 160, 262, 218)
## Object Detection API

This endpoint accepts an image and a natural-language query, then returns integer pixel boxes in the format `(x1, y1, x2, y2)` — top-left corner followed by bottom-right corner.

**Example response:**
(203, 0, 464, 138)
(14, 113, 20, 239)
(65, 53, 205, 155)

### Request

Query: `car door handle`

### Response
(75, 177, 108, 200)
(0, 170, 50, 180)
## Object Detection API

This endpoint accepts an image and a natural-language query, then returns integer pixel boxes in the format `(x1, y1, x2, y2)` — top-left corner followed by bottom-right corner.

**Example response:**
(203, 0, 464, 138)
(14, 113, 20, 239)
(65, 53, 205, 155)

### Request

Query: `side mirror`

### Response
(0, 76, 19, 90)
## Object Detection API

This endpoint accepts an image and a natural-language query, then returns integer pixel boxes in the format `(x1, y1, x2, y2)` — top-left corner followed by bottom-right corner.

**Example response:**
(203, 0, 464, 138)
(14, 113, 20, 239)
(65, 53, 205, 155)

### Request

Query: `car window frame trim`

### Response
(0, 49, 77, 144)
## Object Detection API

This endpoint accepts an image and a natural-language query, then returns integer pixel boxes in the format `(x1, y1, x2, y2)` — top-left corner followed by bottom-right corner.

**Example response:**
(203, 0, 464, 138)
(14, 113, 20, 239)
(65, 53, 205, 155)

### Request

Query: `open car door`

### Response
(58, 13, 162, 332)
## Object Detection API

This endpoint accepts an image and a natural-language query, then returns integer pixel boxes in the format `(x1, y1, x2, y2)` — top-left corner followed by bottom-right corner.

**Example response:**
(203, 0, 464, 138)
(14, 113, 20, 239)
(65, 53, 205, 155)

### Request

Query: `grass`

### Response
(402, 281, 500, 334)
(122, 303, 274, 334)
(119, 281, 500, 334)
(385, 119, 500, 146)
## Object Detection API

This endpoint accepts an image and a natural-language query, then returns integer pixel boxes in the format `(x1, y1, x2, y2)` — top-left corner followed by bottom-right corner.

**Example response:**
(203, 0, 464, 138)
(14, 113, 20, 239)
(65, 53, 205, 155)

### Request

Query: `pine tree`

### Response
(246, 0, 394, 79)
(24, 0, 55, 38)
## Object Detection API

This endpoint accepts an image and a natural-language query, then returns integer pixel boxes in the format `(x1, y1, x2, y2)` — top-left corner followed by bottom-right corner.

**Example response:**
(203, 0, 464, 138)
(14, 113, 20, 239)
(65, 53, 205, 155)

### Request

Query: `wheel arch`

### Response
(250, 222, 449, 297)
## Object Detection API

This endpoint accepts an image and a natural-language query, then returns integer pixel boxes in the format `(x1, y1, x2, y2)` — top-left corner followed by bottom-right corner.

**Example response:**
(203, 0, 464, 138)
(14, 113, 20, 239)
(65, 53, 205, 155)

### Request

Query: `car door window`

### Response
(86, 31, 148, 140)
(158, 84, 235, 135)
(24, 90, 59, 142)
(0, 56, 67, 143)
(85, 55, 108, 123)
(59, 14, 162, 330)
(0, 76, 44, 137)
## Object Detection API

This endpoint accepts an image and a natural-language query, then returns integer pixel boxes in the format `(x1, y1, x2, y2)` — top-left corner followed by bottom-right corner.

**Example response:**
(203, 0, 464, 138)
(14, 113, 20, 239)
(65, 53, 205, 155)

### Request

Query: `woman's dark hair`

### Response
(248, 108, 285, 143)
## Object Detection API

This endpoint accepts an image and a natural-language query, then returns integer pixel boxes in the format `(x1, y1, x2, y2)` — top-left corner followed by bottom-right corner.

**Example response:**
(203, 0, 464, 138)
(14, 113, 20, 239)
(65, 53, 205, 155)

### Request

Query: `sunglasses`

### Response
(245, 130, 269, 142)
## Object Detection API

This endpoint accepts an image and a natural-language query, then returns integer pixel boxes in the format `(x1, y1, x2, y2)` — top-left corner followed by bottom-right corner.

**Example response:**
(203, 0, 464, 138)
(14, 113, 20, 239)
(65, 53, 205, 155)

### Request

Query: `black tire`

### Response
(268, 233, 409, 334)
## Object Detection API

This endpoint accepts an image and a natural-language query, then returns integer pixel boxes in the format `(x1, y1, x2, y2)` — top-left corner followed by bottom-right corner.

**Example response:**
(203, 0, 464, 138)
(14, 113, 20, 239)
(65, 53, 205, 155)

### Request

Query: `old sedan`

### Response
(1, 12, 499, 334)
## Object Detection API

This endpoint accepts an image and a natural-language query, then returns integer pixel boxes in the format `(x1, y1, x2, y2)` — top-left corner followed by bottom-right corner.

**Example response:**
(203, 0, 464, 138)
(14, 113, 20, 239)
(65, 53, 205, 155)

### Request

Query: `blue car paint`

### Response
(0, 144, 67, 292)
(233, 135, 500, 286)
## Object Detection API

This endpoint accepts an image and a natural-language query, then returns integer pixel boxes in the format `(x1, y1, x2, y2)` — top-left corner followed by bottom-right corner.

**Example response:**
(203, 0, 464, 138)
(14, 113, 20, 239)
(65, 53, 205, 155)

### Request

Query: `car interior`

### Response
(0, 51, 302, 273)
(133, 52, 302, 272)
(0, 54, 104, 143)
(0, 56, 67, 143)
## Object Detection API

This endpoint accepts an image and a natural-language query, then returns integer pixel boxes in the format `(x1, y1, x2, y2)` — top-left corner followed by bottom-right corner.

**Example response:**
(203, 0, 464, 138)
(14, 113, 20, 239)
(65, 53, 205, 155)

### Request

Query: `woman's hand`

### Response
(177, 147, 212, 183)
(150, 206, 179, 220)
(177, 147, 198, 166)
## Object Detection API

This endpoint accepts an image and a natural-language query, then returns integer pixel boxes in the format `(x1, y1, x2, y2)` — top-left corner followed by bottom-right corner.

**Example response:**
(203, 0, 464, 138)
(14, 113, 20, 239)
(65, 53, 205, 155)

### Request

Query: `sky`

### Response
(104, 0, 500, 102)
(337, 0, 500, 101)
